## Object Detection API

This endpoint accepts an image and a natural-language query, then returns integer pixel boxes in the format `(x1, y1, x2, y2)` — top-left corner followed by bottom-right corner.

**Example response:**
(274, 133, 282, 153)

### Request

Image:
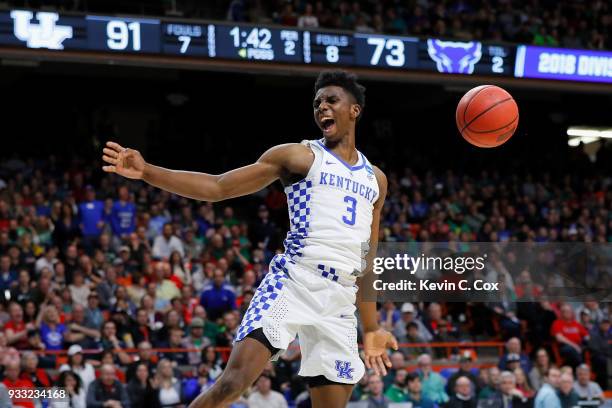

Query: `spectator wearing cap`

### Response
(152, 223, 184, 260)
(248, 374, 287, 408)
(59, 344, 97, 392)
(446, 351, 479, 396)
(534, 367, 561, 408)
(551, 304, 589, 368)
(445, 376, 476, 408)
(110, 185, 136, 239)
(199, 268, 236, 321)
(417, 353, 449, 404)
(78, 185, 105, 246)
(84, 292, 104, 329)
(393, 302, 432, 343)
(86, 364, 131, 408)
(182, 317, 211, 365)
(573, 364, 603, 401)
(498, 337, 531, 374)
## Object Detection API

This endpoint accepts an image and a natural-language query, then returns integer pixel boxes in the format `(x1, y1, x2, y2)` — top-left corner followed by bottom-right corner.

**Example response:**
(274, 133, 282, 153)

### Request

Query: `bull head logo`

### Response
(427, 39, 482, 74)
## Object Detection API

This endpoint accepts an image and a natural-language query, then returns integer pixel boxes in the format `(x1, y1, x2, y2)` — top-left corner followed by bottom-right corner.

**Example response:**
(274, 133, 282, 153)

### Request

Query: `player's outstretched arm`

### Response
(356, 166, 398, 376)
(102, 141, 312, 202)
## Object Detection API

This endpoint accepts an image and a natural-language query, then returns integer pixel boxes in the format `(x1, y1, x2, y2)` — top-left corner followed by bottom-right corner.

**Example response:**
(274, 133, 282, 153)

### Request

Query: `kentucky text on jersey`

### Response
(319, 171, 378, 204)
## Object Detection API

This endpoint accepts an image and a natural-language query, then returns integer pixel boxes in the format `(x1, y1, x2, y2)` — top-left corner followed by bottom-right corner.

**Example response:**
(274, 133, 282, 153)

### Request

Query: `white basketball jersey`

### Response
(281, 139, 380, 286)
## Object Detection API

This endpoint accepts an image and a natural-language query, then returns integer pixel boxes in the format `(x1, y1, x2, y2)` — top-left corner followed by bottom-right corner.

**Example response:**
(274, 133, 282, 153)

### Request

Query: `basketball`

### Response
(456, 85, 519, 148)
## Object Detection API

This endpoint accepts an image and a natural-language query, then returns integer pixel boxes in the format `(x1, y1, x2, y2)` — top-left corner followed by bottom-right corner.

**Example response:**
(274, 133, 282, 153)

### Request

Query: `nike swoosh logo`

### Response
(325, 161, 335, 165)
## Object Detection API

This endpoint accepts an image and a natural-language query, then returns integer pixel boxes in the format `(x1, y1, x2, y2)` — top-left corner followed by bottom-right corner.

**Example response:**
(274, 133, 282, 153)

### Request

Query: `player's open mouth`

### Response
(321, 118, 335, 133)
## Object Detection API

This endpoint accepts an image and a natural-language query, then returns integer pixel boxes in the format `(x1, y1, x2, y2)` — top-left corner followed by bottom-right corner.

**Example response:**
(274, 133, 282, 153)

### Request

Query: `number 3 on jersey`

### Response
(342, 196, 357, 225)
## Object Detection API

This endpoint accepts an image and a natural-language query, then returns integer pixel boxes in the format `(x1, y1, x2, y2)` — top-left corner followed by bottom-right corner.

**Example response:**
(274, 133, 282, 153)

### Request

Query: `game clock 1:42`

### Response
(214, 24, 301, 62)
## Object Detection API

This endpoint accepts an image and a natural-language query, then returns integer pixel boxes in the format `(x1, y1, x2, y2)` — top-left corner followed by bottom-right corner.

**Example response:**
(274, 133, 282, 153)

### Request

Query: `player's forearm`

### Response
(143, 163, 224, 202)
(358, 299, 379, 333)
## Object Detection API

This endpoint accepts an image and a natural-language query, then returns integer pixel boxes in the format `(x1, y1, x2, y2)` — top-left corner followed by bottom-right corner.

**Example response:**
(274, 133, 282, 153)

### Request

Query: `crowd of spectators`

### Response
(3, 0, 611, 50)
(0, 154, 609, 408)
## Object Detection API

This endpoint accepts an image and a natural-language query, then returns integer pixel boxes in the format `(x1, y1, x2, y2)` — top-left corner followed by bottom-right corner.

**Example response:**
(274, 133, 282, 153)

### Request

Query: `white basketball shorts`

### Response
(234, 254, 365, 385)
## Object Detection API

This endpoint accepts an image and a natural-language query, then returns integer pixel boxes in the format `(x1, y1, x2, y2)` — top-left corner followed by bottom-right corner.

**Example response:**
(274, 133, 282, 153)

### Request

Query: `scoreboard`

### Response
(1, 9, 611, 84)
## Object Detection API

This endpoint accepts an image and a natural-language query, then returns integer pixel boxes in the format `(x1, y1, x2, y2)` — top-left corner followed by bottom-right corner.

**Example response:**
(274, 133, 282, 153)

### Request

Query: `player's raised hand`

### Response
(102, 141, 146, 179)
(363, 328, 399, 376)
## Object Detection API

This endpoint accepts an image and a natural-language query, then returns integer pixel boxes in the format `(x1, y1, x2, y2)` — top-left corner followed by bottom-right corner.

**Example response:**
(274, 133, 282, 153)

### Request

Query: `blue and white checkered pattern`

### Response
(283, 180, 312, 259)
(235, 259, 288, 342)
(318, 264, 339, 282)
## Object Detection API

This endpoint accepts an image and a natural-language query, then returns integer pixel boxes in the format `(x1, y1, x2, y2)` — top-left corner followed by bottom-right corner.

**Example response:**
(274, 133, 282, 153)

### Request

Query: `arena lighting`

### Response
(567, 127, 612, 146)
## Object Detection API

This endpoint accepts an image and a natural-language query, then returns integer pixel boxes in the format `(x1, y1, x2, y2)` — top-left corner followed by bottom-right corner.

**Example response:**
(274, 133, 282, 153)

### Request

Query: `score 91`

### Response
(106, 20, 141, 51)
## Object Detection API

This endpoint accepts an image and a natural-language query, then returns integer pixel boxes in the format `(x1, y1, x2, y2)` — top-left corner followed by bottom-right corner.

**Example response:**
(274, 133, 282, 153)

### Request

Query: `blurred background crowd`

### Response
(1, 0, 611, 50)
(0, 154, 609, 407)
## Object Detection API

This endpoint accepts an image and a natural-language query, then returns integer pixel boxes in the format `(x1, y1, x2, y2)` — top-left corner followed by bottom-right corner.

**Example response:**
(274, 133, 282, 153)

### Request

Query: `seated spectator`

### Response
(19, 351, 51, 388)
(126, 341, 157, 383)
(0, 331, 20, 367)
(246, 373, 287, 408)
(38, 304, 67, 351)
(152, 264, 181, 304)
(4, 301, 32, 349)
(0, 254, 17, 292)
(588, 317, 610, 389)
(65, 303, 101, 348)
(446, 351, 479, 395)
(405, 372, 435, 408)
(199, 268, 236, 321)
(84, 293, 104, 329)
(298, 3, 318, 28)
(69, 270, 91, 308)
(97, 321, 132, 365)
(86, 364, 131, 408)
(478, 367, 501, 400)
(153, 223, 185, 260)
(182, 317, 211, 365)
(498, 337, 531, 374)
(393, 302, 432, 344)
(513, 367, 534, 399)
(534, 367, 561, 408)
(384, 368, 408, 402)
(383, 351, 406, 389)
(159, 327, 189, 366)
(573, 364, 603, 401)
(50, 371, 87, 408)
(445, 376, 476, 408)
(360, 373, 389, 408)
(417, 353, 449, 404)
(200, 345, 223, 380)
(96, 266, 119, 310)
(59, 344, 97, 392)
(551, 304, 589, 368)
(528, 348, 552, 391)
(483, 371, 531, 408)
(558, 372, 579, 408)
(2, 360, 35, 408)
(214, 311, 239, 348)
(155, 359, 183, 408)
(11, 269, 32, 305)
(169, 251, 191, 287)
(127, 362, 159, 408)
(130, 307, 157, 346)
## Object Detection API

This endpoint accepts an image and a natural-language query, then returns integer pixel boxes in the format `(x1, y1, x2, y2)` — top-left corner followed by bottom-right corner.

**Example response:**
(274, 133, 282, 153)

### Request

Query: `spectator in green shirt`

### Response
(417, 353, 449, 404)
(406, 372, 436, 408)
(384, 369, 408, 402)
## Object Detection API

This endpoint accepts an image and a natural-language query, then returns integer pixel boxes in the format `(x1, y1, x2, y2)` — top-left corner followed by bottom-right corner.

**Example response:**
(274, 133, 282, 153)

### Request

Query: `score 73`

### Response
(367, 37, 404, 67)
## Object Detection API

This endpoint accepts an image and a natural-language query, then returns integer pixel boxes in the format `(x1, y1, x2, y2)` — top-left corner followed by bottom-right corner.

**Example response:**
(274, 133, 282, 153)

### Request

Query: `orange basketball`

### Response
(456, 85, 519, 148)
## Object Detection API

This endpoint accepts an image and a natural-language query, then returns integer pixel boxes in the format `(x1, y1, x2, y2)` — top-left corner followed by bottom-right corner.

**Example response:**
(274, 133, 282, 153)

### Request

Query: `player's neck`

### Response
(323, 133, 358, 165)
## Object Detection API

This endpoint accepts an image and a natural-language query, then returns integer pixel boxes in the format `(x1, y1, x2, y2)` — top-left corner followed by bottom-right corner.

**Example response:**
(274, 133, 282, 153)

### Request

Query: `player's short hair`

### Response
(314, 70, 366, 112)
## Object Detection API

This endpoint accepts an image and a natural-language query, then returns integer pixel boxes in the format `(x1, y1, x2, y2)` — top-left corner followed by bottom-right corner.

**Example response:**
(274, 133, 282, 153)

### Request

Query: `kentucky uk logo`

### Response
(11, 10, 73, 50)
(427, 39, 482, 74)
(335, 360, 354, 380)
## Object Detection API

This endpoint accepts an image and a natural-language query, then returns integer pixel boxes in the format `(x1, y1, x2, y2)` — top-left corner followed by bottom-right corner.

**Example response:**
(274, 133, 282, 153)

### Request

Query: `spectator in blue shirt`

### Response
(111, 186, 136, 237)
(78, 186, 105, 244)
(0, 254, 17, 292)
(200, 269, 236, 321)
(39, 305, 66, 351)
(498, 337, 531, 374)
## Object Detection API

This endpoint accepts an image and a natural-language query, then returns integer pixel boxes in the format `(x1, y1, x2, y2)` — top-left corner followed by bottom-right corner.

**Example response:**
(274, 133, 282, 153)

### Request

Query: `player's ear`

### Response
(351, 104, 361, 120)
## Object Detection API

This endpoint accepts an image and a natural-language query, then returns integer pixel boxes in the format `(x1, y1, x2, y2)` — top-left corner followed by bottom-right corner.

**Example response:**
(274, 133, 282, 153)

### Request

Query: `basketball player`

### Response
(102, 71, 397, 408)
